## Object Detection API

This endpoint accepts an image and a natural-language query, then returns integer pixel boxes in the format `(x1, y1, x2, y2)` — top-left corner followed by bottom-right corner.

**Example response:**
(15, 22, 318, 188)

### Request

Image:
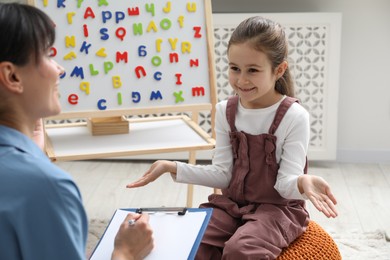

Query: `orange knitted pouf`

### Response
(277, 221, 342, 260)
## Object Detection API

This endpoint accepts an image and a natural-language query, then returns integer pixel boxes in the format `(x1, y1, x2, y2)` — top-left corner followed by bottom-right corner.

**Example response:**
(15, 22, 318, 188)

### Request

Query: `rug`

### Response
(87, 219, 390, 259)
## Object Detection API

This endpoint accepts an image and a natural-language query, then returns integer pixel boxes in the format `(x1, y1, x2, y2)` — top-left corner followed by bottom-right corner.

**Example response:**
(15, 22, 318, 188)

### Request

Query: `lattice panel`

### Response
(210, 13, 341, 160)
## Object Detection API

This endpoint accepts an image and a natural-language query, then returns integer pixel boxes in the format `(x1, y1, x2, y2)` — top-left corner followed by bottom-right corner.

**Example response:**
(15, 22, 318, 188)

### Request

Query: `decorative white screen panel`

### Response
(209, 13, 342, 160)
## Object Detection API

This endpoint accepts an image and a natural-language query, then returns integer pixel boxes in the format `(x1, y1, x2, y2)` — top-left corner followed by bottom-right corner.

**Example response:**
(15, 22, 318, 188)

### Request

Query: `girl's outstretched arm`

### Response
(298, 175, 338, 218)
(126, 160, 177, 188)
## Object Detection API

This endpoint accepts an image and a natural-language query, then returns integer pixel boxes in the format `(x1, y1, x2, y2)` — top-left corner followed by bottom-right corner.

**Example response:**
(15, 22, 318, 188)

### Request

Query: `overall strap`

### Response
(268, 96, 308, 174)
(268, 96, 299, 135)
(226, 95, 239, 131)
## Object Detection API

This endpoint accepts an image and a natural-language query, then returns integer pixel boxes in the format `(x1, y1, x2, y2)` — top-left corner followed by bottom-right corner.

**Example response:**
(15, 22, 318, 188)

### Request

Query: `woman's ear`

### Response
(275, 61, 288, 79)
(0, 62, 23, 93)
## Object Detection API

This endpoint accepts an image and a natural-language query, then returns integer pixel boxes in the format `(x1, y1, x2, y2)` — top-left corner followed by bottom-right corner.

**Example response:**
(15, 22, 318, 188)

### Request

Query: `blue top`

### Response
(0, 125, 88, 260)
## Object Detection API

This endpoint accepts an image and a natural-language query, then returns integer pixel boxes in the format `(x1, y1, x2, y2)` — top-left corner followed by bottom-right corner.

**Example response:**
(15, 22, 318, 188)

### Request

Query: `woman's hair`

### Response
(228, 16, 294, 97)
(0, 3, 55, 66)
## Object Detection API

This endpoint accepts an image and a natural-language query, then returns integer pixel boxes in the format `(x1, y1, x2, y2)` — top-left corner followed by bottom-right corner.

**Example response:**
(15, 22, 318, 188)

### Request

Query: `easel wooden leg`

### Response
(186, 184, 194, 208)
(186, 150, 196, 207)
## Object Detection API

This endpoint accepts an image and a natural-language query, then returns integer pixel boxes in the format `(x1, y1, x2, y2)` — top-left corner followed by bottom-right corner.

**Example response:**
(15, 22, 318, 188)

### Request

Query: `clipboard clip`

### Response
(136, 207, 188, 216)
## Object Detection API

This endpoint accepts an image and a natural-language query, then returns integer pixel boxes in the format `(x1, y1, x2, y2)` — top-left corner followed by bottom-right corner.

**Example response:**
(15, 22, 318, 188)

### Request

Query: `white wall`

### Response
(211, 0, 390, 163)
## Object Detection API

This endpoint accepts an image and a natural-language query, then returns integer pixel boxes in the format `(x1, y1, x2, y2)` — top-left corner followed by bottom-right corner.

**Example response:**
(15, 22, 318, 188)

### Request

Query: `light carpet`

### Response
(87, 219, 390, 259)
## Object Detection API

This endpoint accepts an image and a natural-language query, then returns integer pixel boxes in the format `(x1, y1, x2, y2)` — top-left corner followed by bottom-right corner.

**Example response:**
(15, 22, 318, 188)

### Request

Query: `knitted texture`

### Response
(277, 221, 342, 260)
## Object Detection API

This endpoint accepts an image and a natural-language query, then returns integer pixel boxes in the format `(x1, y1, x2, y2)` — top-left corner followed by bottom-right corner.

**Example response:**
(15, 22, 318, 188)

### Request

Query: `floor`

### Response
(55, 160, 390, 237)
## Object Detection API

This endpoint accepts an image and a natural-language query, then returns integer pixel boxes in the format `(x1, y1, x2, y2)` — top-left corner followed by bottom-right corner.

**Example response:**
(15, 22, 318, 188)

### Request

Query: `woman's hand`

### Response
(111, 213, 154, 260)
(32, 119, 45, 150)
(126, 160, 177, 188)
(298, 175, 338, 218)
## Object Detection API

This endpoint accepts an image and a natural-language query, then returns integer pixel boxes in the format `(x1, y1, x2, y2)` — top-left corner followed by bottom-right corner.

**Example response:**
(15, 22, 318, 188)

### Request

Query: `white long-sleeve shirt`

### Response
(174, 96, 310, 200)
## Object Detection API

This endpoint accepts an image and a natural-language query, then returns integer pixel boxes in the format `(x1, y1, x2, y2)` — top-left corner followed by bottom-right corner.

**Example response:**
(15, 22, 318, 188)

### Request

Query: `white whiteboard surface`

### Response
(35, 0, 214, 116)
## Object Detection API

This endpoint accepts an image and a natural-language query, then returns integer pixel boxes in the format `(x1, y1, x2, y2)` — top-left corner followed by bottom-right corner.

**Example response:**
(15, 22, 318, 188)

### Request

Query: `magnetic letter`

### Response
(147, 21, 158, 33)
(97, 99, 107, 110)
(77, 0, 84, 8)
(68, 94, 78, 105)
(163, 2, 171, 13)
(145, 3, 155, 16)
(96, 48, 107, 57)
(79, 82, 90, 94)
(190, 59, 199, 67)
(57, 0, 66, 8)
(177, 16, 184, 28)
(192, 86, 205, 96)
(100, 28, 109, 40)
(160, 18, 172, 30)
(102, 11, 112, 23)
(135, 66, 146, 78)
(63, 51, 77, 60)
(155, 38, 163, 52)
(151, 56, 161, 66)
(138, 45, 147, 57)
(98, 0, 108, 6)
(84, 7, 96, 19)
(168, 38, 178, 50)
(112, 76, 122, 88)
(117, 92, 122, 105)
(65, 36, 76, 48)
(173, 91, 184, 103)
(150, 91, 162, 100)
(128, 7, 140, 16)
(169, 53, 179, 63)
(67, 12, 76, 24)
(103, 61, 114, 74)
(49, 47, 57, 57)
(83, 24, 89, 37)
(89, 64, 99, 76)
(133, 23, 143, 35)
(175, 73, 182, 85)
(116, 51, 128, 63)
(70, 66, 84, 79)
(187, 3, 196, 12)
(115, 27, 126, 41)
(132, 92, 141, 103)
(154, 71, 162, 81)
(115, 11, 125, 23)
(193, 26, 202, 38)
(80, 41, 92, 54)
(181, 42, 191, 53)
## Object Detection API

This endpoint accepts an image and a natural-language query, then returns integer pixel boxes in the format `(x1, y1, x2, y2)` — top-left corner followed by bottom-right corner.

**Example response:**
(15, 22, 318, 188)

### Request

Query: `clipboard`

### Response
(90, 207, 213, 260)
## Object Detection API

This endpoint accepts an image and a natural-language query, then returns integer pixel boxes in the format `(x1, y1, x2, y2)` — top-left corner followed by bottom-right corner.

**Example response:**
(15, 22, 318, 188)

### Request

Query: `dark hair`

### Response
(0, 3, 55, 65)
(228, 16, 294, 97)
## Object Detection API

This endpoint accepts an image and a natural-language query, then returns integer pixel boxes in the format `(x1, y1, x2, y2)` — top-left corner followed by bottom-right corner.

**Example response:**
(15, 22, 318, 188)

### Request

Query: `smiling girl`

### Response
(127, 16, 338, 259)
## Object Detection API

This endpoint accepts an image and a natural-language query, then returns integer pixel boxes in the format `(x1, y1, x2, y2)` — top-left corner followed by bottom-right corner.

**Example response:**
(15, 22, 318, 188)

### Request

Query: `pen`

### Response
(128, 219, 137, 226)
(128, 214, 142, 226)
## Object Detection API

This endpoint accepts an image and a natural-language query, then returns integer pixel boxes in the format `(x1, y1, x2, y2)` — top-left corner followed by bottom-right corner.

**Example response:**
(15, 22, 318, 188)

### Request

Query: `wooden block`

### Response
(87, 116, 129, 136)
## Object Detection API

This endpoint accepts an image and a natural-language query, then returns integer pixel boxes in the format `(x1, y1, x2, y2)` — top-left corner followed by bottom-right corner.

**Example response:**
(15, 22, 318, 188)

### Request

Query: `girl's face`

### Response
(228, 42, 285, 109)
(18, 52, 64, 120)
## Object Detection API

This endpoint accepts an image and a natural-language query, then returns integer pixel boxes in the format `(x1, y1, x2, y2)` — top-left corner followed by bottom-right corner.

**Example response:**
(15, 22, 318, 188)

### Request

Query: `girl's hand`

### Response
(126, 160, 176, 188)
(298, 175, 338, 218)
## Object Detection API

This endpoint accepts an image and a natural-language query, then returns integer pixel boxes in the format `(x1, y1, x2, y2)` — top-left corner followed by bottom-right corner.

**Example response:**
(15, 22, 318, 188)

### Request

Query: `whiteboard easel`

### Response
(30, 0, 217, 207)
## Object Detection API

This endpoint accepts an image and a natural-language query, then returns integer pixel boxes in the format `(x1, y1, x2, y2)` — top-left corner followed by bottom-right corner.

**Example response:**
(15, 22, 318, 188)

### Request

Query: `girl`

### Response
(127, 16, 337, 259)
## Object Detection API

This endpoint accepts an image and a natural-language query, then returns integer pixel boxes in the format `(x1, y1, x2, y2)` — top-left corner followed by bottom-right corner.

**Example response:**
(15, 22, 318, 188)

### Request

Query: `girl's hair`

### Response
(228, 16, 294, 97)
(0, 3, 55, 66)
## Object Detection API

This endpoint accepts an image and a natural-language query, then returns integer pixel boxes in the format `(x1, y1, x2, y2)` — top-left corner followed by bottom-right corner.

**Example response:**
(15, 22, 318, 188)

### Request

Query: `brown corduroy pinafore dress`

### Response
(196, 96, 310, 260)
